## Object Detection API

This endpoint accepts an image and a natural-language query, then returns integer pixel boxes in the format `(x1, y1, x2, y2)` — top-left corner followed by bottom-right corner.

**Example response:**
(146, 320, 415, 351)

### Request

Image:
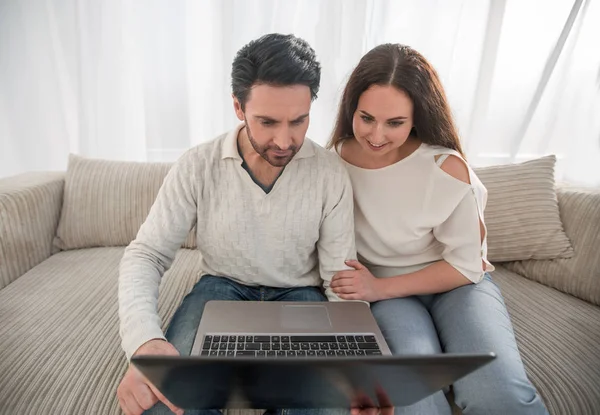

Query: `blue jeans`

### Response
(145, 275, 348, 415)
(371, 274, 549, 415)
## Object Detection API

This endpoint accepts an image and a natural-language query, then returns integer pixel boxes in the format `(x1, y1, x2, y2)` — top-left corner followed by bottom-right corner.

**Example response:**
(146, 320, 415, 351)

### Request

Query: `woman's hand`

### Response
(331, 260, 387, 302)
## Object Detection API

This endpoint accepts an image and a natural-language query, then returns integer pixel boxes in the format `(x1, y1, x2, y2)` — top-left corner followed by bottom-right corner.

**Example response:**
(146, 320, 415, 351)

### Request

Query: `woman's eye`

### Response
(361, 115, 374, 123)
(388, 121, 404, 127)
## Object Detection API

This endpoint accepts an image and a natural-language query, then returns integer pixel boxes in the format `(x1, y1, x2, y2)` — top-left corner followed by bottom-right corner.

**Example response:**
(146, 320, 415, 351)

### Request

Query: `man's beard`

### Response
(245, 122, 299, 167)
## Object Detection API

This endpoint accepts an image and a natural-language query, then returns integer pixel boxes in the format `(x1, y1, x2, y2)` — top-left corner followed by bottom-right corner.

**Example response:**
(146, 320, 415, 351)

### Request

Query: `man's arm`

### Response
(118, 149, 200, 360)
(316, 166, 357, 301)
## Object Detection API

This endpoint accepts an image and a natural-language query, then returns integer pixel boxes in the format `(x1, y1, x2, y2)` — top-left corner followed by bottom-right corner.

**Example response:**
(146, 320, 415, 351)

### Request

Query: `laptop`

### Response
(132, 353, 496, 409)
(189, 300, 393, 357)
(130, 300, 496, 409)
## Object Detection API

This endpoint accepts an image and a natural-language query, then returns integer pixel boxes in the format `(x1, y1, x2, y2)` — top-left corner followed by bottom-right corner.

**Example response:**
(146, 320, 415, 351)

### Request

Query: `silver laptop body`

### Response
(190, 301, 392, 357)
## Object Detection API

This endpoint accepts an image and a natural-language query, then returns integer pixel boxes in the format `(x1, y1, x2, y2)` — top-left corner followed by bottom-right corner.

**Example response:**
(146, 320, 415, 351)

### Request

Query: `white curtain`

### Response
(1, 0, 599, 185)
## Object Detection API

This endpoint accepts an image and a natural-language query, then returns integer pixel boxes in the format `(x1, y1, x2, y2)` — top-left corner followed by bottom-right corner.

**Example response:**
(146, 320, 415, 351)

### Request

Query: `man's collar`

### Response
(221, 123, 315, 161)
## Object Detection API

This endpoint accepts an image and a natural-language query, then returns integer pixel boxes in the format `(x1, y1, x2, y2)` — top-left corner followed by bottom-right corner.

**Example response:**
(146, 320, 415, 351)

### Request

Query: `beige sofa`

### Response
(0, 154, 599, 415)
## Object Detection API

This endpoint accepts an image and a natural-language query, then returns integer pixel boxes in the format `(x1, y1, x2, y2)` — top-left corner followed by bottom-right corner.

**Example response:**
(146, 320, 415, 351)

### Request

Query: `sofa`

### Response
(0, 153, 598, 415)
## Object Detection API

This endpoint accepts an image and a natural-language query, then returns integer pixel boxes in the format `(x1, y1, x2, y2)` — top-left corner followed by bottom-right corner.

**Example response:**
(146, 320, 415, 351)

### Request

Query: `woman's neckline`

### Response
(338, 138, 424, 172)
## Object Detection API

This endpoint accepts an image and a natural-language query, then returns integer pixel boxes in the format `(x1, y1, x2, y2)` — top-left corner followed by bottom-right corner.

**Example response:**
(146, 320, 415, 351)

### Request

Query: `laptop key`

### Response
(355, 336, 365, 342)
(358, 342, 379, 350)
(300, 343, 310, 350)
(277, 351, 286, 357)
(310, 343, 319, 350)
(326, 351, 336, 357)
(339, 343, 348, 350)
(267, 351, 276, 357)
(291, 343, 300, 350)
(307, 351, 316, 357)
(317, 350, 326, 357)
(291, 336, 336, 342)
(211, 343, 219, 350)
(336, 351, 346, 357)
(218, 351, 226, 357)
(366, 350, 382, 356)
(287, 351, 297, 357)
(201, 351, 209, 356)
(254, 336, 269, 343)
(262, 343, 271, 351)
(319, 343, 330, 350)
(245, 343, 261, 351)
(282, 344, 290, 351)
(213, 336, 221, 342)
(236, 351, 256, 357)
(349, 343, 359, 350)
(272, 336, 280, 342)
(281, 336, 290, 342)
(228, 343, 236, 350)
(356, 350, 366, 356)
(329, 343, 339, 350)
(237, 336, 245, 342)
(346, 350, 356, 356)
(219, 343, 228, 350)
(257, 351, 266, 357)
(365, 336, 376, 342)
(227, 351, 235, 357)
(245, 336, 253, 342)
(210, 351, 218, 357)
(337, 336, 347, 342)
(297, 351, 306, 357)
(202, 342, 211, 350)
(345, 336, 355, 342)
(272, 344, 281, 351)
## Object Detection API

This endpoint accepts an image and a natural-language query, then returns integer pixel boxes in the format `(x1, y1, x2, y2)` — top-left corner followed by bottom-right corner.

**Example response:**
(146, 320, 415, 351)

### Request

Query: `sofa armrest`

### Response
(0, 172, 65, 289)
(504, 185, 600, 305)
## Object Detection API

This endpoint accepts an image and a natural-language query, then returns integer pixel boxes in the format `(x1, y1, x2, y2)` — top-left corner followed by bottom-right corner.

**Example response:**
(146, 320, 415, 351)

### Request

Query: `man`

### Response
(116, 33, 356, 415)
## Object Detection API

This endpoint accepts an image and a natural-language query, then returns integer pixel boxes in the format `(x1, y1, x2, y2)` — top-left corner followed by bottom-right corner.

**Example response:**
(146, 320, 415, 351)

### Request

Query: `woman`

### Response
(328, 44, 548, 415)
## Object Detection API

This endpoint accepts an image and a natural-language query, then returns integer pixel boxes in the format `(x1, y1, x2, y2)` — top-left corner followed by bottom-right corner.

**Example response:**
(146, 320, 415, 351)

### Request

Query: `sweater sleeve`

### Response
(317, 167, 358, 301)
(118, 149, 199, 360)
(433, 187, 486, 284)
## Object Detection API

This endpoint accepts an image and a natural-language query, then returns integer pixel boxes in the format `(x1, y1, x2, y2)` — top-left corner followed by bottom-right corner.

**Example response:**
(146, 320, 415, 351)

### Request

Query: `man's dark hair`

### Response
(231, 33, 321, 110)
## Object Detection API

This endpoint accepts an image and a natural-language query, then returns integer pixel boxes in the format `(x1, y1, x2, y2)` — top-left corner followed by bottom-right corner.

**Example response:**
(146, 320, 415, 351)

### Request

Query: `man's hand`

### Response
(117, 339, 183, 415)
(331, 260, 386, 302)
(350, 388, 394, 415)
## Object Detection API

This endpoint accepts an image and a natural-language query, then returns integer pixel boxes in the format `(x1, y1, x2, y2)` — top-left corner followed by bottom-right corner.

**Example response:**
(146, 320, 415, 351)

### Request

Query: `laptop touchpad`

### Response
(281, 305, 332, 329)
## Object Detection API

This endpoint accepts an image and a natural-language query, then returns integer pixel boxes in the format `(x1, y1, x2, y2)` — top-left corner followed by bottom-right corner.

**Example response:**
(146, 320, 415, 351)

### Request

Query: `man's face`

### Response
(234, 84, 311, 167)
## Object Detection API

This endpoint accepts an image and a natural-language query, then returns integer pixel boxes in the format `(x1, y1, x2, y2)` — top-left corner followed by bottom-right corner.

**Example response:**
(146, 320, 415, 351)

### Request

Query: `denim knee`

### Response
(457, 381, 548, 415)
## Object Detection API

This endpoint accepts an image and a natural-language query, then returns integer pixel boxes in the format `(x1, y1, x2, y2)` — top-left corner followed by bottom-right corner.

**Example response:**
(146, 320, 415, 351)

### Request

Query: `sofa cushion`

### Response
(474, 155, 573, 262)
(491, 265, 600, 415)
(0, 248, 202, 415)
(0, 251, 598, 414)
(53, 154, 196, 251)
(504, 186, 600, 305)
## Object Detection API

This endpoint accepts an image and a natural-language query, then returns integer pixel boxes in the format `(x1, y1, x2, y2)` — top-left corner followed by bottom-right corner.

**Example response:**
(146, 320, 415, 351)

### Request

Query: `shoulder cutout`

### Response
(435, 154, 471, 184)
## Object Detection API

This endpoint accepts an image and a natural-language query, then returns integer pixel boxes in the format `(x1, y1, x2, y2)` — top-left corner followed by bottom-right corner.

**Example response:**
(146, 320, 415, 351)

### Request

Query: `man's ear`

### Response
(232, 95, 244, 121)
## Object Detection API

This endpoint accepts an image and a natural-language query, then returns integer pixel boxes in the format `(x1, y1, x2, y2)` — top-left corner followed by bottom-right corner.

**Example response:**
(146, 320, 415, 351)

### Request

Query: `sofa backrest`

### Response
(53, 154, 196, 251)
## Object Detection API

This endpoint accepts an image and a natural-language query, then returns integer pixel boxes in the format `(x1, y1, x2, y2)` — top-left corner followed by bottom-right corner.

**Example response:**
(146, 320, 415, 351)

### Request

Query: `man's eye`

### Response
(261, 120, 275, 126)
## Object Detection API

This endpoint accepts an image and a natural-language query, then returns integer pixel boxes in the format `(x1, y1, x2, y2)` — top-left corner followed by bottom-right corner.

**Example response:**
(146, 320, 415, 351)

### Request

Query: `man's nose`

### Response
(273, 127, 293, 150)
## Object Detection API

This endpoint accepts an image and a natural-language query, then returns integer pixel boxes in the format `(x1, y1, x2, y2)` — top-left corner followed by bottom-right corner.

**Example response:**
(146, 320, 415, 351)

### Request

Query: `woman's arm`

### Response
(377, 260, 472, 299)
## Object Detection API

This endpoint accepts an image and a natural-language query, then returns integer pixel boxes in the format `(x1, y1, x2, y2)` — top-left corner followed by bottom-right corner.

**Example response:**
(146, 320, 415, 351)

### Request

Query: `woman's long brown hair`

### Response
(327, 44, 465, 158)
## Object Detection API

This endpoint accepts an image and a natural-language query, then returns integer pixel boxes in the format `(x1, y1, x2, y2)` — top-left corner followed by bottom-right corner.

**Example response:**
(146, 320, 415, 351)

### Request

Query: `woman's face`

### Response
(352, 85, 414, 159)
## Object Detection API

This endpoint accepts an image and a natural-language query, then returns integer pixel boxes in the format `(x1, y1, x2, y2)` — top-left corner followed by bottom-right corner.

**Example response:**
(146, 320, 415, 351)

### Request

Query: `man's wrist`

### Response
(133, 338, 167, 357)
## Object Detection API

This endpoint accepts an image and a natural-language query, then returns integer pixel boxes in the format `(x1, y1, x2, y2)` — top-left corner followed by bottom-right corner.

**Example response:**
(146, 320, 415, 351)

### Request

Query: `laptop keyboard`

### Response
(200, 334, 383, 357)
